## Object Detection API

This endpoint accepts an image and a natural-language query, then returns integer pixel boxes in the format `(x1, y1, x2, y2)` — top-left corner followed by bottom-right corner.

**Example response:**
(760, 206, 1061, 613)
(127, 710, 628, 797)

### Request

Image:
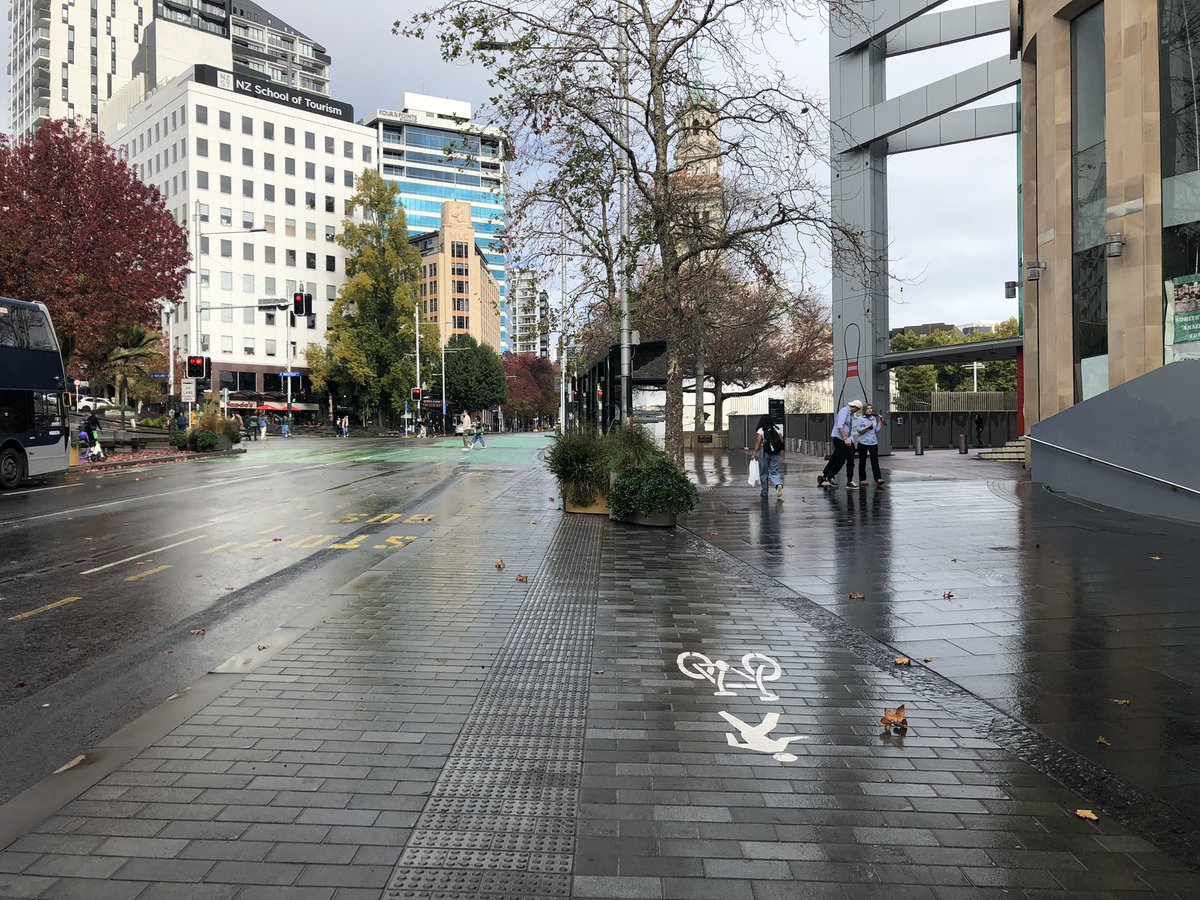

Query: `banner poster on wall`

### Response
(1164, 274, 1200, 362)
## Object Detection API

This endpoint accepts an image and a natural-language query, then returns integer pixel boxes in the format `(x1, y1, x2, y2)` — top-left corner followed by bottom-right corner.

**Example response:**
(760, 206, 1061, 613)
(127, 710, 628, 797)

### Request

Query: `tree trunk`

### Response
(119, 376, 128, 428)
(713, 375, 724, 432)
(693, 344, 706, 433)
(664, 342, 684, 466)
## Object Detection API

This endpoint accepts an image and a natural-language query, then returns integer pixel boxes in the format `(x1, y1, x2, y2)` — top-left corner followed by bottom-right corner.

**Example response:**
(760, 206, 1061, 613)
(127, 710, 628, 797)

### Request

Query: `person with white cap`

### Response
(818, 399, 862, 489)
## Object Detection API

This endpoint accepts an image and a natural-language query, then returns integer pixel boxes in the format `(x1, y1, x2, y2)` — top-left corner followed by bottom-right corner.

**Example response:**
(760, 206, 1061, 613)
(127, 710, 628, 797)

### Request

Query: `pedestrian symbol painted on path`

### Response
(719, 711, 809, 761)
(677, 651, 782, 701)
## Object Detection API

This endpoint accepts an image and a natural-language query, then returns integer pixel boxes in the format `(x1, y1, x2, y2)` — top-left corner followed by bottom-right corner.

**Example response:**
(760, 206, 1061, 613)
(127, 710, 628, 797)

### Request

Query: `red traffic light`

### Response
(292, 292, 306, 316)
(411, 387, 421, 400)
(186, 356, 209, 378)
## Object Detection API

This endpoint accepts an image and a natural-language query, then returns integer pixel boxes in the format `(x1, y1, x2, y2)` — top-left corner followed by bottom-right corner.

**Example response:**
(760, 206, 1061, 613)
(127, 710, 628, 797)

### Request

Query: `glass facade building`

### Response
(364, 96, 508, 352)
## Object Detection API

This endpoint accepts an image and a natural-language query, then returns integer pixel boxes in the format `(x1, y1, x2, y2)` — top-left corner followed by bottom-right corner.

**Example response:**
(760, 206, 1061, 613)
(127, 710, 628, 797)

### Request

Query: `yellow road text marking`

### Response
(331, 535, 367, 550)
(257, 524, 285, 534)
(290, 534, 336, 549)
(202, 541, 238, 555)
(303, 512, 324, 521)
(403, 514, 433, 524)
(366, 513, 403, 524)
(9, 597, 82, 621)
(125, 565, 172, 582)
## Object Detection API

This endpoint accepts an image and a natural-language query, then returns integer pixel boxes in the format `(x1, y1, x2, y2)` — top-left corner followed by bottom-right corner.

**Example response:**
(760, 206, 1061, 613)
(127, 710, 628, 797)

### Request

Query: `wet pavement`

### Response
(0, 440, 1197, 897)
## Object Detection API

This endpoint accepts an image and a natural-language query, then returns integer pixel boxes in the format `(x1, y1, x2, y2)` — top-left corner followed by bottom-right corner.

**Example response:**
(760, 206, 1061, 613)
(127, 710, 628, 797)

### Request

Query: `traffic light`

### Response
(186, 355, 210, 378)
(411, 387, 422, 401)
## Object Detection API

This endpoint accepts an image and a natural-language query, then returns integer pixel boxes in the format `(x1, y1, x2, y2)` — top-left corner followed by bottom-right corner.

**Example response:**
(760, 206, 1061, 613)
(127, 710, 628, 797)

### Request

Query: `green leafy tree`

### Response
(305, 170, 437, 425)
(445, 334, 508, 413)
(103, 324, 164, 427)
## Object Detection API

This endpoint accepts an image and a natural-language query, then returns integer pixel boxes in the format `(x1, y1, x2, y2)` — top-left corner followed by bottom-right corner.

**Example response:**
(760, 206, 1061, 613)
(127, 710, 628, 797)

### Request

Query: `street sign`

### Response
(73, 378, 81, 388)
(181, 379, 196, 403)
(420, 399, 441, 409)
(150, 373, 169, 380)
(278, 371, 300, 377)
(258, 297, 288, 310)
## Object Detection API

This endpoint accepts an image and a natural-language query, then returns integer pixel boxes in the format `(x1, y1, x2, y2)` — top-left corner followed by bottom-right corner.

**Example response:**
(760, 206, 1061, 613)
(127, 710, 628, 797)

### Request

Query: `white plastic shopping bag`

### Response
(747, 467, 760, 488)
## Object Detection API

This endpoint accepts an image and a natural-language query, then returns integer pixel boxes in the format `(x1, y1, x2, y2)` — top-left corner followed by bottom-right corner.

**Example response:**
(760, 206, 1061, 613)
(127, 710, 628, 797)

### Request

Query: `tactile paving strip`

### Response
(385, 514, 600, 897)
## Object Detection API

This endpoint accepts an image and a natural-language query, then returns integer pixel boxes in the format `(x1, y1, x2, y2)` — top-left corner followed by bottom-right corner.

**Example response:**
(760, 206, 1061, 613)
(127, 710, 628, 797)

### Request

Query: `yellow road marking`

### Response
(125, 565, 172, 582)
(331, 535, 367, 550)
(403, 514, 433, 524)
(302, 512, 323, 521)
(367, 513, 403, 524)
(257, 524, 285, 534)
(202, 541, 238, 555)
(291, 534, 335, 549)
(9, 596, 82, 621)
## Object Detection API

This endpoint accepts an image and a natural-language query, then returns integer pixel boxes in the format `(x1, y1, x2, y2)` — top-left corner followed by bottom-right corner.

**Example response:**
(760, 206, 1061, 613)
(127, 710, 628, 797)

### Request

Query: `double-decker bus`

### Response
(0, 297, 69, 489)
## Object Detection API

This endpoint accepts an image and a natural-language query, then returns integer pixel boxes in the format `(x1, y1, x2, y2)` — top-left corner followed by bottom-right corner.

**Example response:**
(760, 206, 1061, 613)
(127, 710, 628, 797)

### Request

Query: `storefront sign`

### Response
(1164, 274, 1200, 361)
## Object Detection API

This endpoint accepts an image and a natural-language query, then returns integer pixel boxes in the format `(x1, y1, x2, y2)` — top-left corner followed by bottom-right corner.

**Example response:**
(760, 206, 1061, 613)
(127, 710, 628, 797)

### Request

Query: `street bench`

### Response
(108, 429, 171, 453)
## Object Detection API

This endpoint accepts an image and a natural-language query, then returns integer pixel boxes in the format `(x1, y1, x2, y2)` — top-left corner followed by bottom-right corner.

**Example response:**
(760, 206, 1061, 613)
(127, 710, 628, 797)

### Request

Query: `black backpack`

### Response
(763, 425, 784, 455)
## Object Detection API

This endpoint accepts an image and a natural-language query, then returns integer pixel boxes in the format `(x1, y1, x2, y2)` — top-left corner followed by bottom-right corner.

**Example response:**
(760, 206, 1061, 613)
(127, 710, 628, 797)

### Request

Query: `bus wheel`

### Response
(0, 447, 25, 490)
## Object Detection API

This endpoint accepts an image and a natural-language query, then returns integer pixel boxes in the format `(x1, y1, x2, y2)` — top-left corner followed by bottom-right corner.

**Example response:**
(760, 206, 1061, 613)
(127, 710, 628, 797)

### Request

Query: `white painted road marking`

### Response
(677, 651, 782, 701)
(719, 711, 808, 761)
(0, 483, 82, 497)
(81, 535, 207, 574)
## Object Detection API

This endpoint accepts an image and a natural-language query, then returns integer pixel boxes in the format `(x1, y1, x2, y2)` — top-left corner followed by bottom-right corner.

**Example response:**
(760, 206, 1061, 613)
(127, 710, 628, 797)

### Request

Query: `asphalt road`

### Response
(0, 433, 545, 805)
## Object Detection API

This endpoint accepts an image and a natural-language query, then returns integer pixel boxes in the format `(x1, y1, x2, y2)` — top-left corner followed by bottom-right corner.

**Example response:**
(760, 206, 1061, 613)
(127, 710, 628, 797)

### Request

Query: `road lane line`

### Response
(125, 564, 172, 582)
(8, 597, 82, 622)
(201, 541, 238, 555)
(81, 535, 207, 575)
(257, 524, 285, 534)
(0, 483, 82, 497)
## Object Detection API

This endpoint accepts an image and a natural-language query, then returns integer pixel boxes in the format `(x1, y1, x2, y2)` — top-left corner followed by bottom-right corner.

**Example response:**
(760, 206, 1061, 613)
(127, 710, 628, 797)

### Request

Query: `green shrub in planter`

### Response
(605, 424, 659, 474)
(169, 429, 189, 451)
(221, 418, 242, 444)
(545, 427, 609, 507)
(608, 455, 700, 521)
(189, 429, 219, 452)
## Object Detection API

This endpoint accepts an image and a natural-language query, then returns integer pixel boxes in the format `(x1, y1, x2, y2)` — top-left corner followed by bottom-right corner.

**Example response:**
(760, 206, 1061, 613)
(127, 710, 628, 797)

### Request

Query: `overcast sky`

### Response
(2, 0, 1019, 331)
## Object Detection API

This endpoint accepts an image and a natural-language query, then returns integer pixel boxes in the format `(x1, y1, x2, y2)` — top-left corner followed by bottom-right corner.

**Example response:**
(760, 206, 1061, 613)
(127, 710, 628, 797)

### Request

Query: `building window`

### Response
(197, 170, 209, 189)
(242, 116, 253, 136)
(196, 137, 208, 157)
(243, 180, 254, 198)
(220, 207, 233, 226)
(306, 192, 317, 209)
(305, 131, 316, 150)
(326, 255, 336, 272)
(451, 241, 470, 259)
(344, 140, 353, 158)
(243, 243, 255, 261)
(242, 148, 253, 166)
(220, 239, 232, 258)
(325, 136, 335, 154)
(243, 276, 255, 295)
(363, 146, 372, 163)
(196, 104, 208, 124)
(266, 339, 277, 356)
(326, 225, 336, 242)
(453, 316, 469, 330)
(219, 110, 231, 130)
(286, 249, 297, 266)
(285, 126, 295, 145)
(306, 252, 317, 269)
(305, 222, 317, 240)
(221, 335, 234, 353)
(344, 170, 354, 187)
(264, 215, 276, 233)
(198, 203, 210, 223)
(265, 246, 276, 264)
(325, 196, 335, 213)
(264, 121, 275, 140)
(1070, 2, 1108, 402)
(285, 157, 296, 175)
(285, 218, 297, 236)
(264, 153, 275, 171)
(264, 184, 275, 202)
(285, 188, 296, 206)
(219, 143, 231, 162)
(305, 162, 316, 180)
(243, 338, 255, 355)
(220, 175, 232, 194)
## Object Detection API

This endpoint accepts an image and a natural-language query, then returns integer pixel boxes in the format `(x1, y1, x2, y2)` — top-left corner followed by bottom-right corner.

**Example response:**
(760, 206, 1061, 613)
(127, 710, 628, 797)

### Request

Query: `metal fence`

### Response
(729, 408, 1019, 453)
(893, 391, 1018, 412)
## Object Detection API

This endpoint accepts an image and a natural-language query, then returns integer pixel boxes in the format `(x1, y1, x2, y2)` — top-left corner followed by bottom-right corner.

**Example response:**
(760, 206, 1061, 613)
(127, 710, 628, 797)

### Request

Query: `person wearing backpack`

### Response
(751, 414, 786, 499)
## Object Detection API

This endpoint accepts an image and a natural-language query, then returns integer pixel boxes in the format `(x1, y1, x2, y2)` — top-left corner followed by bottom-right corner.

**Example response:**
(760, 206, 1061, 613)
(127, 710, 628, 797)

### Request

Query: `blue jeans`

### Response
(472, 432, 486, 447)
(758, 452, 782, 495)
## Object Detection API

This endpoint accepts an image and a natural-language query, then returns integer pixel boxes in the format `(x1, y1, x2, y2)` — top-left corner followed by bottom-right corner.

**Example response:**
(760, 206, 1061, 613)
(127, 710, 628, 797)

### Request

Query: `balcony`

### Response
(31, 26, 49, 47)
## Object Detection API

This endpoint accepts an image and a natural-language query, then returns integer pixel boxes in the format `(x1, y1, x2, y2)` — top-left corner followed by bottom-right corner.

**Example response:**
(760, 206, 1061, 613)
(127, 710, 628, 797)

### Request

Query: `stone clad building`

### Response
(1018, 0, 1200, 424)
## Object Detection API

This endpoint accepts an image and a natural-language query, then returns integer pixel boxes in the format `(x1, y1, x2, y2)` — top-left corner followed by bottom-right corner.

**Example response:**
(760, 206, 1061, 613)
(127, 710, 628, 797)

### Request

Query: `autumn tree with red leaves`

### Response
(0, 119, 190, 377)
(502, 352, 560, 428)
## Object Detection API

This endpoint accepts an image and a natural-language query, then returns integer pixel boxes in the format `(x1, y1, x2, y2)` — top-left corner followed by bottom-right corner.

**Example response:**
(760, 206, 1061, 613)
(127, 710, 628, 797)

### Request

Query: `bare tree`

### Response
(401, 0, 864, 461)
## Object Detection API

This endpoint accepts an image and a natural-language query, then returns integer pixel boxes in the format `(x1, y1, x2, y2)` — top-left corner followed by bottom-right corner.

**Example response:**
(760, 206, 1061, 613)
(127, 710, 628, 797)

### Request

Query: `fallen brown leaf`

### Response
(189, 629, 205, 636)
(943, 590, 954, 600)
(530, 520, 538, 525)
(922, 657, 933, 663)
(1075, 809, 1099, 821)
(594, 670, 605, 675)
(894, 657, 912, 666)
(1150, 555, 1162, 560)
(495, 559, 506, 570)
(1110, 698, 1131, 705)
(849, 592, 866, 600)
(515, 575, 529, 583)
(13, 680, 27, 688)
(880, 704, 908, 733)
(272, 537, 282, 542)
(1096, 735, 1111, 747)
(257, 644, 269, 651)
(549, 496, 556, 501)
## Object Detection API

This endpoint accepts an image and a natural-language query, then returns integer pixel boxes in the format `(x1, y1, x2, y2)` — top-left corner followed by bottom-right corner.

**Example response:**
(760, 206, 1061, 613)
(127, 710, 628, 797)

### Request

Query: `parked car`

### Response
(75, 395, 115, 411)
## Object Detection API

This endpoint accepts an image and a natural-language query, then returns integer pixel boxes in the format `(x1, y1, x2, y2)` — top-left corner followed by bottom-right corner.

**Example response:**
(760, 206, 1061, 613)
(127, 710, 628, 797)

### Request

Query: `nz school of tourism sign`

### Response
(194, 64, 354, 122)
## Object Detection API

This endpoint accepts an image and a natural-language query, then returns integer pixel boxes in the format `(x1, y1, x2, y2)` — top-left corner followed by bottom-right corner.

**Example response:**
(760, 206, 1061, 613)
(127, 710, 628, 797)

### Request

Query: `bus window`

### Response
(0, 304, 57, 351)
(0, 390, 33, 432)
(34, 391, 64, 428)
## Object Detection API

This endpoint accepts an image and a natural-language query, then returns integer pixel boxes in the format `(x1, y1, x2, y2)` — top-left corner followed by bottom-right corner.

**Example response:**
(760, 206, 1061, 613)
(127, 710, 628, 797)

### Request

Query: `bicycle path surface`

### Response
(0, 443, 1194, 898)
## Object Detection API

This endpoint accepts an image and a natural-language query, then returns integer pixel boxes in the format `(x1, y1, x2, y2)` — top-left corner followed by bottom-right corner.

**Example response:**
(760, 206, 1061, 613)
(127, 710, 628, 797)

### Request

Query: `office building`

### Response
(108, 62, 373, 404)
(509, 271, 551, 357)
(362, 95, 509, 350)
(412, 201, 503, 353)
(9, 0, 330, 138)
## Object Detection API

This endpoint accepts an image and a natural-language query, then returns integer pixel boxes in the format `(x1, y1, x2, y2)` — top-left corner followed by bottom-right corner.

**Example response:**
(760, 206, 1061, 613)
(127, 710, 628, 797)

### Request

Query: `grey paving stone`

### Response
(114, 858, 215, 882)
(35, 877, 148, 900)
(177, 841, 274, 862)
(204, 861, 301, 885)
(294, 864, 392, 888)
(93, 837, 188, 859)
(0, 873, 60, 898)
(573, 874, 663, 898)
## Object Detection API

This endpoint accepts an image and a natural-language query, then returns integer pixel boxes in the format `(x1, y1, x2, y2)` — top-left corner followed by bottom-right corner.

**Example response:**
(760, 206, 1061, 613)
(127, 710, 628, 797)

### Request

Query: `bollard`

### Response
(915, 435, 924, 456)
(958, 433, 968, 454)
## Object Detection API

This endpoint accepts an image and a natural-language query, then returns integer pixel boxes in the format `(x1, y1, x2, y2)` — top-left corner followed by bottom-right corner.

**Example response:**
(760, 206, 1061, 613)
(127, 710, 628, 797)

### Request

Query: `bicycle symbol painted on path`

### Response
(676, 651, 783, 701)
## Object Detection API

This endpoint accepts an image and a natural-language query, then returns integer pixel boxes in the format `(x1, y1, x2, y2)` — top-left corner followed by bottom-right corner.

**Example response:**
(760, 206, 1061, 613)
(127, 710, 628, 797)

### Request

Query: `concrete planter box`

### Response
(215, 434, 233, 451)
(565, 495, 609, 515)
(615, 509, 677, 528)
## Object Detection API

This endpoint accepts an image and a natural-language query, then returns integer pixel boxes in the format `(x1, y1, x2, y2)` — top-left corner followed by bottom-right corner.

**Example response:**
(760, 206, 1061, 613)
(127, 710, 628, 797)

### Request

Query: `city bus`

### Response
(0, 297, 70, 489)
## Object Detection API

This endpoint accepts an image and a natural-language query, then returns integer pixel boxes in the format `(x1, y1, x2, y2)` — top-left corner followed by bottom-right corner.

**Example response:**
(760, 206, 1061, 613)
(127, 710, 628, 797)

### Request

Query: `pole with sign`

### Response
(181, 379, 196, 404)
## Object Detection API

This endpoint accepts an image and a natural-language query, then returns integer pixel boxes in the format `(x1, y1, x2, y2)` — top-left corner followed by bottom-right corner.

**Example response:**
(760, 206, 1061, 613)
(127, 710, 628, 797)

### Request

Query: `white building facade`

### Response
(110, 63, 374, 403)
(509, 270, 550, 357)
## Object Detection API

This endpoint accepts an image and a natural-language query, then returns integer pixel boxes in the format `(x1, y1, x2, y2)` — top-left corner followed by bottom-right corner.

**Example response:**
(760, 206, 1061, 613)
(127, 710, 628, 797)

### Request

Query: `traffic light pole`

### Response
(414, 304, 421, 435)
(285, 307, 293, 426)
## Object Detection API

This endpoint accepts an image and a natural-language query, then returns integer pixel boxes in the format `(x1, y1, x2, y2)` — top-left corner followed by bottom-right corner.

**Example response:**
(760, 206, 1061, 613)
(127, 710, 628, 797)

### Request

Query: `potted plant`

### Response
(545, 427, 610, 514)
(606, 424, 659, 479)
(608, 455, 700, 527)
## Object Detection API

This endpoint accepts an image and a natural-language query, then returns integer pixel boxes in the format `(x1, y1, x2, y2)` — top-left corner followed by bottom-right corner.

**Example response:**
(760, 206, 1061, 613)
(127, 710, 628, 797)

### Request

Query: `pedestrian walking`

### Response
(281, 416, 291, 438)
(175, 411, 187, 432)
(855, 403, 885, 488)
(974, 413, 985, 448)
(460, 410, 472, 450)
(750, 414, 785, 500)
(259, 413, 268, 441)
(818, 399, 861, 489)
(471, 414, 487, 449)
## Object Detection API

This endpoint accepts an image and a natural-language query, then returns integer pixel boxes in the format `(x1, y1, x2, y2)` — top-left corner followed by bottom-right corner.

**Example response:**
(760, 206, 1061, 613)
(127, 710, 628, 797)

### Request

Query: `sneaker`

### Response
(776, 483, 783, 500)
(845, 482, 855, 489)
(816, 475, 825, 487)
(858, 480, 867, 488)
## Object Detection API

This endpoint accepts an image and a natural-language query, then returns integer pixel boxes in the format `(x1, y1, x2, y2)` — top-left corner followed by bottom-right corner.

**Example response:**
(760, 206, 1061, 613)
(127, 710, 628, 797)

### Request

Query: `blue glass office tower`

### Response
(363, 95, 508, 351)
